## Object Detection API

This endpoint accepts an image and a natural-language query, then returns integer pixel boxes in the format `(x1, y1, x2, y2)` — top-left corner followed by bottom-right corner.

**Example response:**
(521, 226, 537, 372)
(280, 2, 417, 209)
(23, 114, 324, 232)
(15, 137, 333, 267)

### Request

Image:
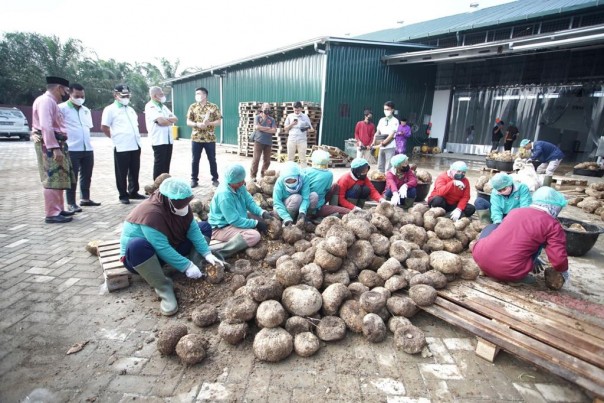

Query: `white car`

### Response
(0, 107, 30, 141)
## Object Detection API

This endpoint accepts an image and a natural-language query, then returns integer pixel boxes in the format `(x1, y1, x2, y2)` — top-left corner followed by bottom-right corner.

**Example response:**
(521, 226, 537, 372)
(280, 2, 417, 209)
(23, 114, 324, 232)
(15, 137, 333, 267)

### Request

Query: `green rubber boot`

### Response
(134, 254, 178, 316)
(477, 209, 493, 224)
(216, 234, 248, 259)
(542, 175, 553, 187)
(402, 197, 415, 210)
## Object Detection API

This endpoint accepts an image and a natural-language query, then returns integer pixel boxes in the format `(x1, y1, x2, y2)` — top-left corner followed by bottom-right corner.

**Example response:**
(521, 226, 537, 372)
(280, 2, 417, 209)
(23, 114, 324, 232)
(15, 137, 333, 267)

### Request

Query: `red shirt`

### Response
(336, 173, 382, 210)
(386, 170, 417, 193)
(427, 172, 471, 210)
(472, 208, 568, 281)
(354, 121, 376, 147)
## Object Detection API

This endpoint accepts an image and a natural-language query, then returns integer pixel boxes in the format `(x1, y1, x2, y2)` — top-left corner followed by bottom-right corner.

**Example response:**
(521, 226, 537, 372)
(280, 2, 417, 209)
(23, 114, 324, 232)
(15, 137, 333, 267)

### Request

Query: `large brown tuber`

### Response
(348, 240, 375, 270)
(294, 332, 320, 357)
(323, 236, 349, 258)
(362, 313, 387, 343)
(435, 218, 456, 240)
(388, 316, 412, 333)
(316, 316, 347, 341)
(358, 270, 385, 289)
(247, 276, 283, 302)
(359, 291, 387, 313)
(175, 334, 206, 366)
(191, 304, 218, 327)
(285, 316, 311, 336)
(314, 245, 343, 272)
(282, 225, 305, 244)
(386, 296, 418, 317)
(345, 218, 373, 240)
(348, 282, 370, 300)
(339, 299, 364, 333)
(394, 325, 426, 354)
(246, 242, 268, 260)
(157, 324, 188, 356)
(224, 295, 258, 322)
(370, 233, 391, 256)
(322, 283, 352, 315)
(389, 240, 412, 262)
(371, 213, 394, 236)
(218, 321, 248, 345)
(253, 327, 293, 362)
(429, 251, 462, 274)
(276, 259, 302, 287)
(326, 224, 356, 247)
(300, 262, 324, 289)
(281, 285, 323, 316)
(232, 259, 254, 277)
(409, 284, 437, 306)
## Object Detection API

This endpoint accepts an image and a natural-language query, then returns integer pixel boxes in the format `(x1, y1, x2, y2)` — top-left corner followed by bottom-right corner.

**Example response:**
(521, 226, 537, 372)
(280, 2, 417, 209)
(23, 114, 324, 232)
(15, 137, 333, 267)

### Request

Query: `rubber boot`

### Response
(402, 197, 415, 210)
(134, 254, 178, 316)
(542, 175, 553, 187)
(477, 209, 493, 225)
(216, 234, 248, 259)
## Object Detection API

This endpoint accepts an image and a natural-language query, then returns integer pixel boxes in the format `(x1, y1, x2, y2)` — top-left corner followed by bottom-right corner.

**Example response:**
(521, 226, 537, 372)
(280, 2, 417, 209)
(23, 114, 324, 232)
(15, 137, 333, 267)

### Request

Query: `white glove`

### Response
(379, 198, 388, 204)
(399, 184, 408, 199)
(453, 180, 465, 190)
(185, 261, 203, 279)
(205, 253, 224, 267)
(450, 208, 462, 221)
(353, 206, 362, 211)
(390, 192, 400, 206)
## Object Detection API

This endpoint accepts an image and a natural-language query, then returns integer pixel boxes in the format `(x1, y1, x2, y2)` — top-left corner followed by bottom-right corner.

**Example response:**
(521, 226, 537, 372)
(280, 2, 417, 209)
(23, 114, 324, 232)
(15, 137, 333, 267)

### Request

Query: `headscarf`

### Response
(350, 158, 369, 180)
(311, 150, 330, 170)
(530, 186, 567, 217)
(280, 162, 303, 194)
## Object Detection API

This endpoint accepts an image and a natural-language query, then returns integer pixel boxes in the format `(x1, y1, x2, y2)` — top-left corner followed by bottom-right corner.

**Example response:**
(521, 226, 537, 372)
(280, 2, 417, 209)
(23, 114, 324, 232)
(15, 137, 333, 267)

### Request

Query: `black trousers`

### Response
(114, 147, 141, 199)
(152, 144, 173, 180)
(191, 141, 218, 182)
(428, 196, 476, 217)
(66, 150, 94, 205)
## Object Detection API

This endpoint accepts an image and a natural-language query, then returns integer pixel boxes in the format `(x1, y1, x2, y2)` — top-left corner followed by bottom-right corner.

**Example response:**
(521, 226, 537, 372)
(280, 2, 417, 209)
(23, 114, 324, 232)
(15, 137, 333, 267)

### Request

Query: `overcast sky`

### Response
(3, 0, 515, 72)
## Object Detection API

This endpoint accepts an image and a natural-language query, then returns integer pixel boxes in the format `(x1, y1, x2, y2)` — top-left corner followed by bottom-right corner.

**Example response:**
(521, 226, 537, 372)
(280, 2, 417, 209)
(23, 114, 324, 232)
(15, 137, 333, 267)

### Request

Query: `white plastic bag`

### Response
(511, 160, 541, 192)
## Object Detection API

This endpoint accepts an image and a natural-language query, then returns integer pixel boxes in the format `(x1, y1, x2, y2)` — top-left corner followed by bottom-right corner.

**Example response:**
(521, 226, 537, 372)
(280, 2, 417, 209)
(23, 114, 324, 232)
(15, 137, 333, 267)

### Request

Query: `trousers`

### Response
(66, 150, 94, 204)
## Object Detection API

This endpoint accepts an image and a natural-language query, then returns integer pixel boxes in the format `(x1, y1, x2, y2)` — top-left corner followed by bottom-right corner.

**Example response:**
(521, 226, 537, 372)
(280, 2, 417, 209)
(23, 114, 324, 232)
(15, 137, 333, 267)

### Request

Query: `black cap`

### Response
(294, 101, 303, 108)
(46, 76, 69, 87)
(114, 84, 130, 95)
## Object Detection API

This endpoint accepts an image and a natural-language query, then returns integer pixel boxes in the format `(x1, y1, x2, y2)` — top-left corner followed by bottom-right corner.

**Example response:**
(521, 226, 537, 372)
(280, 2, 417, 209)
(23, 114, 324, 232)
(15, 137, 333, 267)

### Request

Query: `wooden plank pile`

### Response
(237, 101, 321, 160)
(306, 145, 353, 168)
(421, 277, 604, 398)
(97, 240, 132, 292)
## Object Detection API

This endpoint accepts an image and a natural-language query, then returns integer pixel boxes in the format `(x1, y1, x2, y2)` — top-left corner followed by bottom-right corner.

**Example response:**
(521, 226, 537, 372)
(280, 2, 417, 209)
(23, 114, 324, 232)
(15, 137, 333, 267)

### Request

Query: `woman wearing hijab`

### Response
(385, 154, 417, 209)
(332, 158, 386, 210)
(474, 172, 532, 224)
(304, 150, 351, 219)
(273, 161, 311, 226)
(209, 164, 273, 257)
(472, 187, 569, 284)
(120, 178, 223, 316)
(427, 161, 475, 221)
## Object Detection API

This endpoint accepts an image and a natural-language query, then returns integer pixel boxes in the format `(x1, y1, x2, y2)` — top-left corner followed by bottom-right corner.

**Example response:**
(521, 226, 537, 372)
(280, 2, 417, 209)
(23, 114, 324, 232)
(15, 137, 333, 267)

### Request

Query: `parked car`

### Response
(0, 107, 30, 140)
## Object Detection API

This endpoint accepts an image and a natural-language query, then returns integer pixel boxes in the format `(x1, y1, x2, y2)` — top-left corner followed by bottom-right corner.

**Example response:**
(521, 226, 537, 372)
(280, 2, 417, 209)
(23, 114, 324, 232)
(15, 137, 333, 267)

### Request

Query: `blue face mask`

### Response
(454, 173, 465, 180)
(285, 179, 299, 189)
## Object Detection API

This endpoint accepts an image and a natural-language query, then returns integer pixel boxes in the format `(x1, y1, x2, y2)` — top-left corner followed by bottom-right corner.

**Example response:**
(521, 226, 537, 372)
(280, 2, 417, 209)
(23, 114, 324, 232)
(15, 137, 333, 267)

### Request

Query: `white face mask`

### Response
(71, 97, 85, 106)
(159, 95, 167, 103)
(384, 109, 392, 117)
(119, 98, 130, 106)
(173, 205, 189, 216)
(195, 94, 205, 102)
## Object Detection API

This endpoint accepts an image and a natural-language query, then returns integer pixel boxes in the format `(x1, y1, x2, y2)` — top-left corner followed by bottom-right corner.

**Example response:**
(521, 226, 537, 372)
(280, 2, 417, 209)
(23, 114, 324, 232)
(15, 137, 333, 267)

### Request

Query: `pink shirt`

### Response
(32, 91, 66, 149)
(472, 208, 568, 281)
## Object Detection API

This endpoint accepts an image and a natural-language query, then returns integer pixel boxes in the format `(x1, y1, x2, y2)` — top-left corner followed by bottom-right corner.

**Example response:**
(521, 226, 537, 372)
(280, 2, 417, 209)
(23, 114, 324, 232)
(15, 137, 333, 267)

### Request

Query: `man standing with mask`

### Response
(284, 101, 312, 167)
(250, 103, 277, 182)
(145, 86, 178, 180)
(354, 109, 376, 161)
(375, 101, 399, 173)
(187, 87, 222, 188)
(59, 83, 101, 213)
(32, 76, 75, 223)
(102, 84, 145, 204)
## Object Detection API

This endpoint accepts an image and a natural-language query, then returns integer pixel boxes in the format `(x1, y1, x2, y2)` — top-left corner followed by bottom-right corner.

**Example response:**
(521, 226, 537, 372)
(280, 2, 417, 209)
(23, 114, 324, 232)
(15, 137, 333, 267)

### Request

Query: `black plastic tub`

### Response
(370, 180, 386, 195)
(558, 217, 604, 257)
(485, 159, 496, 169)
(573, 168, 604, 177)
(415, 182, 431, 202)
(494, 160, 514, 172)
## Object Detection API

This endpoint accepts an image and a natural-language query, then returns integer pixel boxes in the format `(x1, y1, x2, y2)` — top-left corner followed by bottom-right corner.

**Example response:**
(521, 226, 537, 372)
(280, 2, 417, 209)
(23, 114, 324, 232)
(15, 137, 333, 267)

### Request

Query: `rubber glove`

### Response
(390, 192, 400, 206)
(399, 184, 408, 199)
(256, 220, 268, 234)
(449, 208, 462, 221)
(185, 261, 203, 279)
(261, 211, 272, 220)
(205, 253, 224, 267)
(297, 212, 306, 224)
(379, 198, 388, 204)
(283, 220, 293, 227)
(353, 206, 362, 211)
(532, 257, 546, 274)
(453, 180, 465, 190)
(561, 270, 569, 282)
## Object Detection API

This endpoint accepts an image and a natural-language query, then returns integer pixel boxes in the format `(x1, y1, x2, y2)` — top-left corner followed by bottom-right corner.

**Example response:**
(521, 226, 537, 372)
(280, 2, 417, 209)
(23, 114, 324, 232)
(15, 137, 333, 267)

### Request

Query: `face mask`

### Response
(169, 199, 189, 216)
(159, 96, 167, 103)
(119, 98, 130, 106)
(384, 110, 392, 117)
(71, 97, 85, 106)
(357, 173, 368, 180)
(401, 166, 410, 172)
(263, 109, 271, 115)
(453, 173, 465, 180)
(285, 179, 299, 189)
(61, 90, 70, 102)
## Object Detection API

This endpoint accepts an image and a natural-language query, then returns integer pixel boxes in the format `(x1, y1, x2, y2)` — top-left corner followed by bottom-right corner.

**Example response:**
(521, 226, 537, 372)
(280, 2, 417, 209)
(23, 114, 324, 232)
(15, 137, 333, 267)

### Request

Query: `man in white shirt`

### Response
(145, 86, 178, 180)
(375, 101, 399, 173)
(101, 84, 145, 204)
(59, 83, 101, 213)
(284, 101, 312, 167)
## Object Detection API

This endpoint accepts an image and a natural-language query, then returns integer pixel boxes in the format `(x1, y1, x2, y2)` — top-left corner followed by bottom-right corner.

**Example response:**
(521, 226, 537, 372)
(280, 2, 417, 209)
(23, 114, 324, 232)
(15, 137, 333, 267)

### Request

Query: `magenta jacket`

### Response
(385, 169, 417, 194)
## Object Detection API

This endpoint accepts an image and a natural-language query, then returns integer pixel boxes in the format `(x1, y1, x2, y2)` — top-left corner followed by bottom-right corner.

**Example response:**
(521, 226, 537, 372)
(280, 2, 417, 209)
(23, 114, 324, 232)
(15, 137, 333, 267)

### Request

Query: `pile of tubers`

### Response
(568, 183, 604, 220)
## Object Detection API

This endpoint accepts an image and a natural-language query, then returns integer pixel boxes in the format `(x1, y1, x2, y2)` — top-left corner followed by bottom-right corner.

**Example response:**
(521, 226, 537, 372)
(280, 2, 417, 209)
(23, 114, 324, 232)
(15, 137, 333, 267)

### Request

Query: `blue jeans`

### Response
(474, 198, 491, 210)
(191, 142, 218, 182)
(123, 222, 212, 273)
(345, 184, 370, 200)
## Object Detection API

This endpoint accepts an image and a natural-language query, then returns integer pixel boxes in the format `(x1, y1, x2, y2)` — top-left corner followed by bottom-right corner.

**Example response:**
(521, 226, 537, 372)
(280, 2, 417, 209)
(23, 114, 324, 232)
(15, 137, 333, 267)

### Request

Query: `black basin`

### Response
(558, 217, 604, 257)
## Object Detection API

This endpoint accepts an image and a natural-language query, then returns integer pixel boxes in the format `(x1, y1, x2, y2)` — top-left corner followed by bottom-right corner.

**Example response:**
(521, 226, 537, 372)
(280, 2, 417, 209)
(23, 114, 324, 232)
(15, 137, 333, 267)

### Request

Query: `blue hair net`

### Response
(225, 164, 246, 184)
(520, 139, 531, 147)
(490, 173, 513, 190)
(159, 178, 193, 200)
(450, 161, 468, 172)
(532, 187, 568, 207)
(311, 150, 330, 166)
(391, 154, 409, 167)
(351, 158, 369, 169)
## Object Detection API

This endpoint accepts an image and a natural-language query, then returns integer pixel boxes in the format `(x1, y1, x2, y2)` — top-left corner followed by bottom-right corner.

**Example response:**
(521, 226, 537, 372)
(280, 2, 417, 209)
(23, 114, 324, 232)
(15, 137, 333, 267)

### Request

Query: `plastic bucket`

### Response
(485, 159, 496, 169)
(558, 217, 604, 257)
(415, 182, 431, 202)
(494, 160, 514, 172)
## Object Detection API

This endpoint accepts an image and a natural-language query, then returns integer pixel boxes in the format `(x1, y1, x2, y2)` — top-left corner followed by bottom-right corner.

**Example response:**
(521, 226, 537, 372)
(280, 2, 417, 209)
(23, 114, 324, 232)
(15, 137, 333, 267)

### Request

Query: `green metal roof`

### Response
(355, 0, 603, 42)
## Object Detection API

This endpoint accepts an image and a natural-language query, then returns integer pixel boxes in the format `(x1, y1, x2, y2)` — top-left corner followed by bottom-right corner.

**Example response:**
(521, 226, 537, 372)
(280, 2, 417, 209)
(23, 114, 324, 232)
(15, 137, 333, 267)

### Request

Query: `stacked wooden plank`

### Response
(97, 240, 132, 292)
(237, 101, 321, 160)
(421, 277, 604, 398)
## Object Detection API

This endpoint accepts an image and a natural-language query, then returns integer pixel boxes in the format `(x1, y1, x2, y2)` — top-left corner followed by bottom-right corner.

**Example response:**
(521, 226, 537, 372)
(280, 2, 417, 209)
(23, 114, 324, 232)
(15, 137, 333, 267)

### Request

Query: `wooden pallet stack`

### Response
(237, 101, 321, 160)
(306, 145, 353, 168)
